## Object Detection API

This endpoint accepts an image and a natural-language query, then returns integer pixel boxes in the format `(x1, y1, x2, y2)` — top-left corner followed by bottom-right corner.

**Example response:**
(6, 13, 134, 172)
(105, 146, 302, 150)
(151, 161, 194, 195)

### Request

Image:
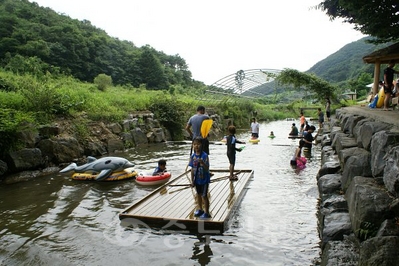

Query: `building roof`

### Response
(363, 42, 399, 64)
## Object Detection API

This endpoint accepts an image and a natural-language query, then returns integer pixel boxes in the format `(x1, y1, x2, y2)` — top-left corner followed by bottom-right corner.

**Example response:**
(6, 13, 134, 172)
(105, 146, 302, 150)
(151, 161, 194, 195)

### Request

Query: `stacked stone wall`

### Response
(318, 108, 399, 265)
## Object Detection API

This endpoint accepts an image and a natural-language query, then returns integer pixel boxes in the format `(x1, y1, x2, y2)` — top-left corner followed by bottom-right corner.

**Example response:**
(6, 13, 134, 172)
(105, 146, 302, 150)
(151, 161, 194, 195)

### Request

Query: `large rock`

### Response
(0, 160, 8, 177)
(383, 146, 399, 196)
(37, 137, 82, 164)
(147, 128, 166, 143)
(131, 127, 148, 145)
(321, 146, 336, 165)
(38, 124, 60, 139)
(371, 131, 399, 179)
(321, 212, 352, 248)
(317, 161, 341, 179)
(84, 141, 107, 157)
(352, 118, 373, 148)
(318, 174, 342, 195)
(107, 122, 123, 134)
(341, 151, 372, 191)
(359, 121, 391, 151)
(342, 115, 365, 137)
(346, 176, 393, 238)
(331, 132, 348, 150)
(6, 148, 43, 172)
(335, 136, 358, 157)
(321, 237, 359, 266)
(338, 147, 369, 169)
(359, 236, 399, 266)
(107, 138, 125, 153)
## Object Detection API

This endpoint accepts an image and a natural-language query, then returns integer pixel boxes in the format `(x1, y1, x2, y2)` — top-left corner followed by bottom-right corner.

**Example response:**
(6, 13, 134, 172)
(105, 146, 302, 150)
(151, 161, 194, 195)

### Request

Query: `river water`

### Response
(0, 120, 322, 266)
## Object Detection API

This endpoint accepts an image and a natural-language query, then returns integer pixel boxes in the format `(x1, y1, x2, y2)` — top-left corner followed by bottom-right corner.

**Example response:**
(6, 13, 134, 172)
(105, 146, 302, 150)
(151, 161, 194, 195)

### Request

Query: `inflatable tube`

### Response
(71, 167, 138, 181)
(249, 138, 260, 144)
(296, 157, 307, 170)
(135, 172, 172, 186)
(377, 87, 385, 108)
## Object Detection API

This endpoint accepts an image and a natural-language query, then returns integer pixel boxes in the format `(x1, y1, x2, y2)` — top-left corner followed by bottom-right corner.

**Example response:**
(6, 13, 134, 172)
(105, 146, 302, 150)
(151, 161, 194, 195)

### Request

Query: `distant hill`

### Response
(244, 37, 391, 98)
(306, 36, 389, 83)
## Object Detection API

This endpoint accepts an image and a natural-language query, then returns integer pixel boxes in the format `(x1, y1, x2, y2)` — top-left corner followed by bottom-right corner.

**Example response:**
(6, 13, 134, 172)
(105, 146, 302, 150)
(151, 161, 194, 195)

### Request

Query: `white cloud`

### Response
(30, 0, 365, 84)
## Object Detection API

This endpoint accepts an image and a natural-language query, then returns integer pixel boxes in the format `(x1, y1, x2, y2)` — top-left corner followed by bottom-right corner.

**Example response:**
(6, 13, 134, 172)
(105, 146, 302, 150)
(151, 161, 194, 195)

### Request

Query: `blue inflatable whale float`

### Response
(60, 156, 135, 181)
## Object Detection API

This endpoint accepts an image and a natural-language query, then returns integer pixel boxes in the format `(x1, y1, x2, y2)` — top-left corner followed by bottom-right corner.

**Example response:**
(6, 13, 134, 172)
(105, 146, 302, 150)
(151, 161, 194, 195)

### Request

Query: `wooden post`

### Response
(373, 62, 381, 95)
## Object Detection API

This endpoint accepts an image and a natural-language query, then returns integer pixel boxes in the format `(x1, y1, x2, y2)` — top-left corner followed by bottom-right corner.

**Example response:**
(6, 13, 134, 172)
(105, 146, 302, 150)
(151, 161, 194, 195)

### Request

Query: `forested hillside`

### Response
(307, 37, 390, 83)
(244, 37, 392, 99)
(0, 0, 199, 89)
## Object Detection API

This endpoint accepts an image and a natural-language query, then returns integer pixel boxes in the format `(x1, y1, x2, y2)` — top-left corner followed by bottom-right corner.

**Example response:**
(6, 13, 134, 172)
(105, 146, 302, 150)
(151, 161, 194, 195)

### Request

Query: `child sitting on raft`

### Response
(152, 159, 167, 175)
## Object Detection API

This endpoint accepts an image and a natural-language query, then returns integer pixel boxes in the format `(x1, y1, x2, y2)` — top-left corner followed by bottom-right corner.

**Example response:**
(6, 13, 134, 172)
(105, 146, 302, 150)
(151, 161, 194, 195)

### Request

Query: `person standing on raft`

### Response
(226, 125, 245, 181)
(189, 137, 211, 219)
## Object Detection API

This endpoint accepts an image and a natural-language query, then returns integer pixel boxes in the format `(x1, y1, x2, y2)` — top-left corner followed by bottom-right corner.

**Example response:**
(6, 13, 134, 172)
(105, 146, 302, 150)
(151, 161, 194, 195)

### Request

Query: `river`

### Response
(0, 120, 321, 266)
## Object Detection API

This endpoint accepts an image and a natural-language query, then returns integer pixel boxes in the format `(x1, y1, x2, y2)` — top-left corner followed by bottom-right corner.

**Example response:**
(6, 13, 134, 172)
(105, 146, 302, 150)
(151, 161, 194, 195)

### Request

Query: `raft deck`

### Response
(119, 169, 254, 234)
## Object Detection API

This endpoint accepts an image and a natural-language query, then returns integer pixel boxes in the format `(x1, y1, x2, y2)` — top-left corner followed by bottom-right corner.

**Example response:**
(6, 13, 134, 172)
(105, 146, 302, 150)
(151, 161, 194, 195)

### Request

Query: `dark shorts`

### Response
(195, 183, 209, 197)
(251, 133, 259, 138)
(227, 153, 236, 165)
(384, 84, 393, 94)
(300, 124, 305, 129)
(202, 138, 210, 155)
(326, 111, 331, 118)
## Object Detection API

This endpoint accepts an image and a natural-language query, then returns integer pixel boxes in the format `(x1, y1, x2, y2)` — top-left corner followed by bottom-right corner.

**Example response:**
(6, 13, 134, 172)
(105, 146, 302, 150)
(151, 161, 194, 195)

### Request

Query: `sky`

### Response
(30, 0, 365, 85)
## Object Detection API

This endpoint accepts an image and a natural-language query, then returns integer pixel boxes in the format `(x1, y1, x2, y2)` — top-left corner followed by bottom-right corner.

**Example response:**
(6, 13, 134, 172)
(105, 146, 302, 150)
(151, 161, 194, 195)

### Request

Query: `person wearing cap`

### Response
(289, 123, 299, 136)
(186, 105, 210, 155)
(383, 60, 399, 111)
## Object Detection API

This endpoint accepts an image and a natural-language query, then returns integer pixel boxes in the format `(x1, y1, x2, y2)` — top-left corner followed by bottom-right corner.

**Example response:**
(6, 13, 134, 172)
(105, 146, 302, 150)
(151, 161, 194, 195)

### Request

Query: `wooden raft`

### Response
(119, 169, 254, 234)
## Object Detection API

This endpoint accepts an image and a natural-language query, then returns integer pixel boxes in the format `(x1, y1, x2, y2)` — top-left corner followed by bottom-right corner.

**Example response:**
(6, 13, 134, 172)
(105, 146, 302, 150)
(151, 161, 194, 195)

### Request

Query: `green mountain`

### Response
(244, 37, 391, 98)
(0, 0, 201, 90)
(306, 36, 389, 83)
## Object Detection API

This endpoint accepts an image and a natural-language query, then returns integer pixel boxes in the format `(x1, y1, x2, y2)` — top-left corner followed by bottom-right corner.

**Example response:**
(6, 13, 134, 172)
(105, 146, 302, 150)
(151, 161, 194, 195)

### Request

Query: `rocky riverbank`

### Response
(317, 107, 399, 265)
(0, 112, 225, 184)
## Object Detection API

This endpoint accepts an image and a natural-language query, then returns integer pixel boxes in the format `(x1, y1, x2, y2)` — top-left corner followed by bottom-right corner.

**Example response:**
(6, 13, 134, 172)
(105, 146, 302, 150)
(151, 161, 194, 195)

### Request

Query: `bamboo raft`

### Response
(119, 169, 254, 234)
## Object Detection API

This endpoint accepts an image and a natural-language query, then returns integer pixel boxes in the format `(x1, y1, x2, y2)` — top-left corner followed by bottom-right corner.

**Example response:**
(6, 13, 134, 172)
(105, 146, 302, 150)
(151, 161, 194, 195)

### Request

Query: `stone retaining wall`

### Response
(317, 108, 399, 265)
(0, 112, 224, 183)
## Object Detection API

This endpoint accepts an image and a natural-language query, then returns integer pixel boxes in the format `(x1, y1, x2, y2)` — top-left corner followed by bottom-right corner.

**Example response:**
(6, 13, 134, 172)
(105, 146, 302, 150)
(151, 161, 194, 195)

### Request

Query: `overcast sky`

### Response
(30, 0, 365, 85)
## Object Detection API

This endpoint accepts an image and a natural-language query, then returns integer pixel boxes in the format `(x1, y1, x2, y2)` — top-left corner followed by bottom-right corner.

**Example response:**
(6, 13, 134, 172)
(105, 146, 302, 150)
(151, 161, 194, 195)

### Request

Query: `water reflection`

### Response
(191, 235, 213, 266)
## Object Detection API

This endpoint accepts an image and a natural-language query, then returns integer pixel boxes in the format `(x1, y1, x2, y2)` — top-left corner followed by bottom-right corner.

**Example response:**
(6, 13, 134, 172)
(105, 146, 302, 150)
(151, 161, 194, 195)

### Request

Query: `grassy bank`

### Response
(0, 70, 326, 157)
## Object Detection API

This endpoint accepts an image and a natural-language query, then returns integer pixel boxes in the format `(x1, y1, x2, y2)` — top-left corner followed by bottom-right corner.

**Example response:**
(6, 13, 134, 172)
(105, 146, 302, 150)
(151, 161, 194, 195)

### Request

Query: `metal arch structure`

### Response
(209, 68, 282, 96)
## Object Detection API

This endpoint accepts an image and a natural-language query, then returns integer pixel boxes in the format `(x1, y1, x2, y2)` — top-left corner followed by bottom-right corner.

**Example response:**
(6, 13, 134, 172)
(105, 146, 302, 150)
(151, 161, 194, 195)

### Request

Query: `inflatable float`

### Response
(135, 172, 172, 186)
(71, 167, 138, 181)
(296, 157, 307, 170)
(376, 87, 385, 108)
(249, 138, 260, 144)
(60, 156, 135, 181)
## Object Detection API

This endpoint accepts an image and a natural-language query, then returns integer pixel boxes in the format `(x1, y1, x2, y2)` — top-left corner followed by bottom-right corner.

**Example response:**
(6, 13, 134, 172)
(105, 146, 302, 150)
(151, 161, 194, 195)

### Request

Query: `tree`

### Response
(137, 46, 168, 90)
(275, 69, 337, 102)
(94, 73, 112, 91)
(316, 0, 399, 43)
(347, 72, 373, 98)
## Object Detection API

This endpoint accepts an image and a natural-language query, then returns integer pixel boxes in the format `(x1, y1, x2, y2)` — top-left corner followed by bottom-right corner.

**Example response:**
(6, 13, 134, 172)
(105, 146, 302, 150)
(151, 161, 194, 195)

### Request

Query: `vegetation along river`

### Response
(0, 120, 322, 266)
